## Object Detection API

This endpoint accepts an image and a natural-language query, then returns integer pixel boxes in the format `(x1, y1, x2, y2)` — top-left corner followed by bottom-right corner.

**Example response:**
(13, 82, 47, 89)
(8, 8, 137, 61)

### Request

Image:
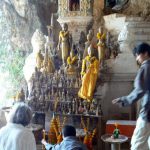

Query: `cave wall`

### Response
(123, 0, 150, 19)
(1, 0, 150, 52)
(1, 0, 59, 52)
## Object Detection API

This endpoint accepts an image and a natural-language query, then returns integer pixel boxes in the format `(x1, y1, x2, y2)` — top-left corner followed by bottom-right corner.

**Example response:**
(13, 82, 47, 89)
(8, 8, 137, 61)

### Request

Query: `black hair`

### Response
(133, 42, 150, 56)
(62, 125, 76, 137)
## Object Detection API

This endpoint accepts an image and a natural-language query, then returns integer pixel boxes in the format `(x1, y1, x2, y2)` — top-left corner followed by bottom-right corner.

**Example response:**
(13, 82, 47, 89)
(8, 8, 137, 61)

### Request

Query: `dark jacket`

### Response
(120, 59, 150, 122)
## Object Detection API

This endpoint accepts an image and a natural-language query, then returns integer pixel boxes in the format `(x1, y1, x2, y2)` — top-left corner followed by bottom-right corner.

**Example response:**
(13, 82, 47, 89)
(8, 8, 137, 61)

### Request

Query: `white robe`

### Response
(0, 123, 36, 150)
(0, 110, 6, 129)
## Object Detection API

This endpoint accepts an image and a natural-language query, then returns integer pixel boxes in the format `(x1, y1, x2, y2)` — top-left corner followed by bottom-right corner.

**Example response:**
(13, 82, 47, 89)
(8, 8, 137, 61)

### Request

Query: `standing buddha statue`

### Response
(78, 45, 99, 102)
(83, 29, 94, 58)
(58, 23, 72, 65)
(97, 26, 106, 67)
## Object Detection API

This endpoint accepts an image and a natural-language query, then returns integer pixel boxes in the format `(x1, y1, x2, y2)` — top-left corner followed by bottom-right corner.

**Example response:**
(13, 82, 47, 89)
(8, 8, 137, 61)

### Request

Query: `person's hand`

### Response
(112, 98, 122, 107)
(41, 139, 47, 146)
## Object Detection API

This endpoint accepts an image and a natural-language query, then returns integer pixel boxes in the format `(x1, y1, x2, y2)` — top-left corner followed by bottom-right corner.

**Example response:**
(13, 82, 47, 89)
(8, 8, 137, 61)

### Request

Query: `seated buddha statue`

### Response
(36, 50, 44, 70)
(78, 45, 99, 102)
(42, 45, 55, 74)
(15, 88, 25, 102)
(66, 45, 78, 74)
(43, 57, 55, 74)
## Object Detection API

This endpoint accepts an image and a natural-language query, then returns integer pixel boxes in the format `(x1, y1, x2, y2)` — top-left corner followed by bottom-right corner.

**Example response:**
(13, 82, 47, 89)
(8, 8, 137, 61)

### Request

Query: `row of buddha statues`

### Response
(47, 98, 102, 116)
(58, 23, 106, 66)
(23, 22, 118, 115)
(24, 64, 102, 116)
(57, 23, 107, 102)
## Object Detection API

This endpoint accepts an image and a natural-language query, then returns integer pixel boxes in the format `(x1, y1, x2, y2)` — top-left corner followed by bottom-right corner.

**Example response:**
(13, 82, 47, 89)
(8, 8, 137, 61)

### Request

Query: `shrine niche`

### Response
(57, 0, 93, 43)
(105, 0, 129, 11)
(69, 0, 80, 11)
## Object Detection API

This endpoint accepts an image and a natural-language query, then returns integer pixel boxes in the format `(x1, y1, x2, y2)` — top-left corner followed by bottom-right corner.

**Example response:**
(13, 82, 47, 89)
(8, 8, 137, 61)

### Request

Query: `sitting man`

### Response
(42, 125, 87, 150)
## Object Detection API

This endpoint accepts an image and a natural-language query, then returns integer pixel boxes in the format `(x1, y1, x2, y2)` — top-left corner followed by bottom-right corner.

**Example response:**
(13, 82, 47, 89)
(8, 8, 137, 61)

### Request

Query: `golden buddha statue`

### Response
(42, 44, 55, 74)
(58, 23, 72, 65)
(43, 57, 55, 74)
(36, 50, 44, 70)
(78, 45, 99, 102)
(83, 29, 94, 58)
(15, 88, 25, 102)
(66, 45, 78, 74)
(97, 26, 106, 66)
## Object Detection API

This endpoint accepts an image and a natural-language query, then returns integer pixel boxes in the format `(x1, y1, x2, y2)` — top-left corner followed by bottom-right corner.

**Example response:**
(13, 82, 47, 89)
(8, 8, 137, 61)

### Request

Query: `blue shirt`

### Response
(45, 136, 87, 150)
(120, 59, 150, 122)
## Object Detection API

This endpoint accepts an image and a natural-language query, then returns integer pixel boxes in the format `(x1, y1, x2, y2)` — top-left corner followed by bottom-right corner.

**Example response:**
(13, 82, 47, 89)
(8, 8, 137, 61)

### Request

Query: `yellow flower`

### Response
(59, 31, 69, 37)
(67, 56, 78, 65)
(97, 33, 102, 39)
(97, 32, 106, 40)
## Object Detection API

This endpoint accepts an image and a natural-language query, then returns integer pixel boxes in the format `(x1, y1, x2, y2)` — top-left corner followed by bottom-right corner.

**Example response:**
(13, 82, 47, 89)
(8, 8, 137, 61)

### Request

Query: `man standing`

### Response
(112, 43, 150, 150)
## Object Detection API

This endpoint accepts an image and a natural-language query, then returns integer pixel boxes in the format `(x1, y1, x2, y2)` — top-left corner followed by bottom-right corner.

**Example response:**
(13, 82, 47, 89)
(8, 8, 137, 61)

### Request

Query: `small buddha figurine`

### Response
(72, 3, 76, 11)
(78, 101, 84, 113)
(112, 123, 120, 139)
(15, 88, 25, 102)
(66, 45, 78, 74)
(42, 42, 55, 74)
(36, 50, 44, 70)
(43, 57, 55, 74)
(97, 26, 106, 67)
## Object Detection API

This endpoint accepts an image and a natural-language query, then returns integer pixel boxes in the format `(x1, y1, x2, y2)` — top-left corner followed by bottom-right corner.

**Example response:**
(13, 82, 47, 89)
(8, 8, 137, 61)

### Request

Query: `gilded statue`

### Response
(72, 2, 80, 11)
(58, 23, 72, 65)
(66, 45, 78, 74)
(42, 41, 55, 74)
(43, 57, 55, 74)
(78, 45, 99, 102)
(83, 29, 94, 58)
(97, 26, 106, 66)
(15, 88, 25, 102)
(36, 50, 44, 70)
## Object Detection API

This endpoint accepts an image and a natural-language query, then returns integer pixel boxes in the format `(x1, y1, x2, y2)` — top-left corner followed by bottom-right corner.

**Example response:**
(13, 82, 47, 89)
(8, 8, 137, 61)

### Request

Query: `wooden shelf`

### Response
(54, 112, 102, 118)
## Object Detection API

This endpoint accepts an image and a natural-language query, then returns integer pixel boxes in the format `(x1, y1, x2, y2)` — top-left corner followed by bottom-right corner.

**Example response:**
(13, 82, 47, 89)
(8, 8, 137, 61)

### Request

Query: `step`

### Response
(134, 40, 150, 44)
(125, 17, 144, 22)
(134, 36, 150, 41)
(128, 28, 150, 34)
(134, 32, 150, 36)
(127, 22, 150, 28)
